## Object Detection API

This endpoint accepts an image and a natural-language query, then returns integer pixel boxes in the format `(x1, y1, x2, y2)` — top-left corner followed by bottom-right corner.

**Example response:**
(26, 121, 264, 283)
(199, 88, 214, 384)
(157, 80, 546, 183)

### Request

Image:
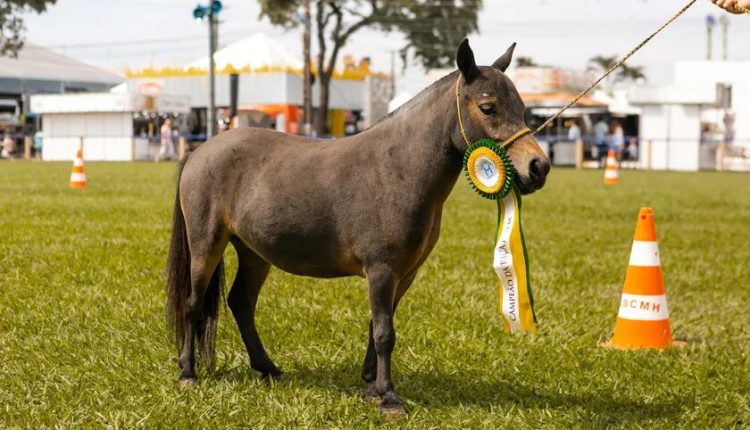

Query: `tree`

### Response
(515, 56, 537, 68)
(587, 54, 647, 89)
(619, 64, 646, 83)
(259, 0, 482, 135)
(0, 0, 57, 57)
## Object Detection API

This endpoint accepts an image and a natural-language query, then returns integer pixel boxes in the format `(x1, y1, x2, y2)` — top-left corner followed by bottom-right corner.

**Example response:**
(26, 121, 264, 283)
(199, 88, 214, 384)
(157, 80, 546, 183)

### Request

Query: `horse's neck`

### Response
(367, 75, 463, 203)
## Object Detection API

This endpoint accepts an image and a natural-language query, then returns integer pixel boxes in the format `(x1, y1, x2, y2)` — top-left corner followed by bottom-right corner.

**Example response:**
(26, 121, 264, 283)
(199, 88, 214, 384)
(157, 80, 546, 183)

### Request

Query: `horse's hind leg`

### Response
(227, 239, 282, 379)
(178, 237, 227, 383)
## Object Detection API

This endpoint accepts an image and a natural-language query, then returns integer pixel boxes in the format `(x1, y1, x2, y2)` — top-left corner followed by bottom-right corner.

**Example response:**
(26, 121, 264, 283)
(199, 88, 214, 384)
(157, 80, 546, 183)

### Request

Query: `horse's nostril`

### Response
(529, 158, 550, 179)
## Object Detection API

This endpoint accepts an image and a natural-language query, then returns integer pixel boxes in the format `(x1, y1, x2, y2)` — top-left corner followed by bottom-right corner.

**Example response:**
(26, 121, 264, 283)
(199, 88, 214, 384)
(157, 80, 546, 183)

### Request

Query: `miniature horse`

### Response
(166, 39, 550, 416)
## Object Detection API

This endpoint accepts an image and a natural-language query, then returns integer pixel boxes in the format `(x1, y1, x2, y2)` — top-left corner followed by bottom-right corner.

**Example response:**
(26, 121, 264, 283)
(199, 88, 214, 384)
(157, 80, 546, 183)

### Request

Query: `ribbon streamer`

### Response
(493, 188, 537, 333)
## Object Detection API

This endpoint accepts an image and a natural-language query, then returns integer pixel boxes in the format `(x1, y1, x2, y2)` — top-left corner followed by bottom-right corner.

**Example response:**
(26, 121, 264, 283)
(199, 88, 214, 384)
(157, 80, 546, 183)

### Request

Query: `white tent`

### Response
(0, 43, 123, 94)
(190, 33, 303, 70)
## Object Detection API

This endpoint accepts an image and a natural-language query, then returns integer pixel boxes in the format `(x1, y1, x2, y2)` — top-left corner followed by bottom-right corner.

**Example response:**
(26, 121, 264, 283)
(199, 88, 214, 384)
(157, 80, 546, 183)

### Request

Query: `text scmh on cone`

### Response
(602, 208, 685, 350)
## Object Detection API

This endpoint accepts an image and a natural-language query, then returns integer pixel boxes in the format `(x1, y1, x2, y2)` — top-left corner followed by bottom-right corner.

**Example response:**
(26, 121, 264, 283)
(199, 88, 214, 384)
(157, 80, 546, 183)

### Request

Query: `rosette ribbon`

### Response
(463, 139, 537, 333)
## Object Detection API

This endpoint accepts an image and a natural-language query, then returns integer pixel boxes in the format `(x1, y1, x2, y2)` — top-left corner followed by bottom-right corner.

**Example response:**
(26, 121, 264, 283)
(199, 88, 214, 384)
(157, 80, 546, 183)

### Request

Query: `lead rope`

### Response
(461, 0, 744, 336)
(532, 0, 702, 135)
(459, 0, 743, 149)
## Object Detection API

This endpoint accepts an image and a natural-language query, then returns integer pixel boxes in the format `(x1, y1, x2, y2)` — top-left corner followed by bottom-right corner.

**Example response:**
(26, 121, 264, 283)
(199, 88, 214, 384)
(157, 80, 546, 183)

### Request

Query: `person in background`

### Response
(712, 0, 750, 13)
(1, 130, 16, 158)
(156, 119, 175, 162)
(567, 119, 581, 142)
(723, 112, 736, 146)
(33, 130, 43, 159)
(610, 120, 625, 159)
(626, 138, 639, 161)
(593, 117, 609, 166)
(700, 124, 712, 145)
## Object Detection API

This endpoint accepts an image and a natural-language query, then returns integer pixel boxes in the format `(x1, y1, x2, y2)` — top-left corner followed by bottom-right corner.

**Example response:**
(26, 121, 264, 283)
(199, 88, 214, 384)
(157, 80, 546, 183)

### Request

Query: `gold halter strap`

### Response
(455, 77, 531, 150)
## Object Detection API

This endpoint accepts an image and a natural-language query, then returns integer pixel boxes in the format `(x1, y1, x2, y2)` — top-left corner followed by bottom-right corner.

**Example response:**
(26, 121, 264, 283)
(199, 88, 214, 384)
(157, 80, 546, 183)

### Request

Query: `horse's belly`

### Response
(236, 221, 363, 278)
(265, 255, 356, 278)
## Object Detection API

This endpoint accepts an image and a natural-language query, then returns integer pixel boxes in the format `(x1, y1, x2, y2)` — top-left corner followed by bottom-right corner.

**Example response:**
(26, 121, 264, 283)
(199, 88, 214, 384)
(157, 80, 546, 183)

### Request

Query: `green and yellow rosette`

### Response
(463, 140, 538, 334)
(462, 139, 515, 200)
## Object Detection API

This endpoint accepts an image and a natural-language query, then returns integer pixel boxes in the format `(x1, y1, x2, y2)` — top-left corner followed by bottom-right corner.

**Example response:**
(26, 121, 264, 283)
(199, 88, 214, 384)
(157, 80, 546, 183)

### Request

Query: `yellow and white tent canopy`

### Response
(190, 33, 303, 71)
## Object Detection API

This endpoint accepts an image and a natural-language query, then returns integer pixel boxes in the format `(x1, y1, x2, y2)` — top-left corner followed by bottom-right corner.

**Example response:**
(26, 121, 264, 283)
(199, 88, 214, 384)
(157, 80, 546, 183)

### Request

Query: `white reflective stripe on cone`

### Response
(629, 240, 660, 266)
(618, 293, 669, 320)
(605, 170, 619, 178)
(70, 173, 87, 182)
(74, 158, 84, 167)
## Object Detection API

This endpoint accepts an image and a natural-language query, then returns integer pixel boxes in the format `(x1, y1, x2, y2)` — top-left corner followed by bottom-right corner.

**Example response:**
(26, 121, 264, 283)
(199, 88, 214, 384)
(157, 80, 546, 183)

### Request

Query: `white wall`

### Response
(42, 112, 134, 161)
(639, 105, 702, 171)
(674, 61, 750, 152)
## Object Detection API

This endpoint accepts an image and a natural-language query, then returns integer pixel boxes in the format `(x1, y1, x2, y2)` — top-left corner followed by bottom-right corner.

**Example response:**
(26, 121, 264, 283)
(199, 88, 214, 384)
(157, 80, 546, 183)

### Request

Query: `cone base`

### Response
(604, 179, 620, 185)
(70, 182, 87, 189)
(599, 339, 687, 350)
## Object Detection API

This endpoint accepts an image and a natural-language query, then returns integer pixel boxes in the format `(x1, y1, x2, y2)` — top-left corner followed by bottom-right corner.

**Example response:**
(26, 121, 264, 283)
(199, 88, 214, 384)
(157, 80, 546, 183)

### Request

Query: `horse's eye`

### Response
(479, 104, 496, 115)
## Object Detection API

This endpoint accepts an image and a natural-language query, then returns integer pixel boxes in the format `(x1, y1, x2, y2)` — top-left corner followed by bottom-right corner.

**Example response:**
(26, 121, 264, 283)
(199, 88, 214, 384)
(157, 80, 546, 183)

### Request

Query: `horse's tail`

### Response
(166, 156, 224, 369)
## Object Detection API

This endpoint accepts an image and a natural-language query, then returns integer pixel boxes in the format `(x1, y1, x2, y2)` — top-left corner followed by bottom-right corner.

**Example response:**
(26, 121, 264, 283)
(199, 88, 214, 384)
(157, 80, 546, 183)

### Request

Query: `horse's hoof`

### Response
(379, 392, 405, 419)
(380, 403, 406, 419)
(261, 371, 284, 382)
(364, 384, 383, 405)
(178, 377, 197, 389)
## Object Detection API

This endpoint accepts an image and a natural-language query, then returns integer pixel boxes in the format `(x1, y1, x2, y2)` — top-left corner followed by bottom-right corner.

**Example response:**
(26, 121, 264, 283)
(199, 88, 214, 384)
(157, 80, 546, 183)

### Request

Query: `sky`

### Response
(21, 0, 750, 95)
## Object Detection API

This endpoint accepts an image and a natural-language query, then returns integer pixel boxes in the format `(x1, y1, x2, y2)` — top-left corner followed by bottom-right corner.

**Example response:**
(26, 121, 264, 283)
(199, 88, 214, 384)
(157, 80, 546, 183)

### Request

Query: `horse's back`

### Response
(180, 128, 371, 276)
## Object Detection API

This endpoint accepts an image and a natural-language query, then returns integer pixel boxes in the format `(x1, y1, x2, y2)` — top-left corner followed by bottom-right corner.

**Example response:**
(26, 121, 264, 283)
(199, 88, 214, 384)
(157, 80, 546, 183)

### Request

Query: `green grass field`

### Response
(1, 162, 749, 429)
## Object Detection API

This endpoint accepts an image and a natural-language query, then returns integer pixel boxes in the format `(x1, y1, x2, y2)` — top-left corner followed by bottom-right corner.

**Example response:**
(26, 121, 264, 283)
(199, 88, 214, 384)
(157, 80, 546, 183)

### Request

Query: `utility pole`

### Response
(706, 14, 716, 61)
(719, 15, 729, 61)
(302, 0, 313, 136)
(390, 50, 396, 98)
(194, 1, 223, 139)
(208, 13, 217, 138)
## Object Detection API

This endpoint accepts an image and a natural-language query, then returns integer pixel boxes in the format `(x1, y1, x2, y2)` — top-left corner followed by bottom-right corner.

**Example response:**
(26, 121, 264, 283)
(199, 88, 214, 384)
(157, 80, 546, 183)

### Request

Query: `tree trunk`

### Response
(315, 74, 331, 136)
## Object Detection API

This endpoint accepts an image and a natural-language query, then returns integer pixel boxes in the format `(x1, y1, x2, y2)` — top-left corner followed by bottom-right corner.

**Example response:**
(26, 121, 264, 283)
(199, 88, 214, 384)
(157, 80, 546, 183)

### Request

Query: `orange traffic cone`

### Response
(602, 208, 685, 350)
(69, 146, 87, 189)
(603, 150, 619, 185)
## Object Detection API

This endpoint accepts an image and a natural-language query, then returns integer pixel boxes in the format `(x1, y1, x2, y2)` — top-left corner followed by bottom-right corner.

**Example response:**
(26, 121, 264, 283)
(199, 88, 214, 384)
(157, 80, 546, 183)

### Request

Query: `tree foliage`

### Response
(587, 54, 646, 87)
(515, 56, 538, 68)
(260, 0, 481, 68)
(0, 0, 56, 57)
(258, 0, 482, 134)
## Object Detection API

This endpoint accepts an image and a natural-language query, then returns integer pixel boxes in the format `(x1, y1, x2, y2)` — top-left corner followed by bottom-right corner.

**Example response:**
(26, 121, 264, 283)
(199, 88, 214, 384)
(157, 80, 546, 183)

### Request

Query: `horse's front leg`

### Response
(363, 270, 416, 403)
(365, 265, 404, 417)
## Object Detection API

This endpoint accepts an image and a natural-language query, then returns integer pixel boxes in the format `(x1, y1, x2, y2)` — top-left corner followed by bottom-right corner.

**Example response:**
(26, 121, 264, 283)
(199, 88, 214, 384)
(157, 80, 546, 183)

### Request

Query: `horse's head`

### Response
(453, 39, 550, 194)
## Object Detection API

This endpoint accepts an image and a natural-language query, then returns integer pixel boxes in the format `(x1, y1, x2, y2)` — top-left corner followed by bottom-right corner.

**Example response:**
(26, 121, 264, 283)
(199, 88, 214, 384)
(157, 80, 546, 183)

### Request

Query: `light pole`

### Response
(706, 14, 716, 61)
(194, 1, 223, 139)
(719, 15, 729, 61)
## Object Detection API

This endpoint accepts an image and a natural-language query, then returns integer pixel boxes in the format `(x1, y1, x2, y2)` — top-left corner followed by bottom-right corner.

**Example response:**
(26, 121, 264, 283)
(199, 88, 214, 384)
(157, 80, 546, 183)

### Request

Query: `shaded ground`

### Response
(1, 162, 748, 428)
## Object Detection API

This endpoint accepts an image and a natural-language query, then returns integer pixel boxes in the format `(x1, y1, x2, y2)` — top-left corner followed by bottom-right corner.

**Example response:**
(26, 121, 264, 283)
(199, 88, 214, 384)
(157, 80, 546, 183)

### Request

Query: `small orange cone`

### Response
(603, 150, 619, 185)
(602, 208, 685, 350)
(69, 146, 87, 189)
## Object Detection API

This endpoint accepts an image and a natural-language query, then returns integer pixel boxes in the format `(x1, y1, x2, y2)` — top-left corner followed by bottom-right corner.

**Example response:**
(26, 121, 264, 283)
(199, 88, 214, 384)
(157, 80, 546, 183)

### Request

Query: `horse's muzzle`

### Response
(518, 156, 550, 194)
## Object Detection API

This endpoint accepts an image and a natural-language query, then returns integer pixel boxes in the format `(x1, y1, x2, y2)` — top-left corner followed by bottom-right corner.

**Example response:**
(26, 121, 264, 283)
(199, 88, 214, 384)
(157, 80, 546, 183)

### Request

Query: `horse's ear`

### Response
(492, 42, 517, 72)
(456, 38, 479, 83)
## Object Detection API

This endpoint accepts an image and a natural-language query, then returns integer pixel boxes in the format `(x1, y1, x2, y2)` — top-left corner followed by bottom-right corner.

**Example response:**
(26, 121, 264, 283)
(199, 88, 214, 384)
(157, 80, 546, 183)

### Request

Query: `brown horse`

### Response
(166, 39, 550, 416)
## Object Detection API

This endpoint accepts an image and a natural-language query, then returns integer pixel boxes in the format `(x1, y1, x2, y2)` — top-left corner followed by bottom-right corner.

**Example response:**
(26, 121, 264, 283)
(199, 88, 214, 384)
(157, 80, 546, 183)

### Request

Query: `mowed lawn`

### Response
(1, 161, 749, 429)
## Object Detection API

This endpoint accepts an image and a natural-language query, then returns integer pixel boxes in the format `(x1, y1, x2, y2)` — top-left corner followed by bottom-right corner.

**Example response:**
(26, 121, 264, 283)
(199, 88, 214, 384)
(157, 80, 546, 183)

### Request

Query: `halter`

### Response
(455, 77, 531, 150)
